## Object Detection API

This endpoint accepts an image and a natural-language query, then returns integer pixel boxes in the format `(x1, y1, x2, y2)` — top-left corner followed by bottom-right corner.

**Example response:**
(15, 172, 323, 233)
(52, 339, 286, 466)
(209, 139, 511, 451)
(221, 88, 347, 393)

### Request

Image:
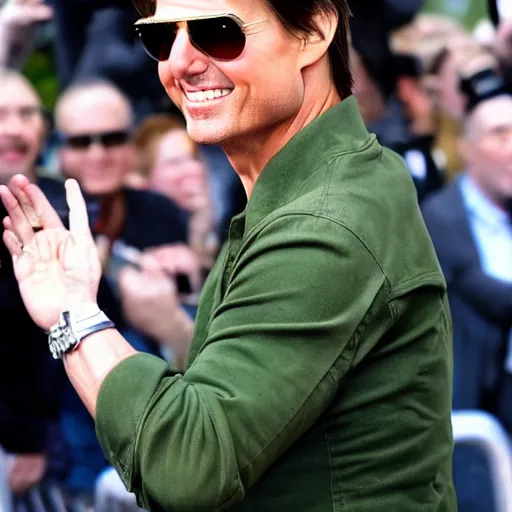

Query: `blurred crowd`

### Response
(0, 0, 512, 510)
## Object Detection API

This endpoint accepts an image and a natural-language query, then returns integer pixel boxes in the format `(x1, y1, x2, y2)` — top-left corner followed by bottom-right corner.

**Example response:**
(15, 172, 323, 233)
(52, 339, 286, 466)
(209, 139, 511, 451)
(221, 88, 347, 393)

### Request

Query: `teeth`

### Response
(185, 88, 232, 103)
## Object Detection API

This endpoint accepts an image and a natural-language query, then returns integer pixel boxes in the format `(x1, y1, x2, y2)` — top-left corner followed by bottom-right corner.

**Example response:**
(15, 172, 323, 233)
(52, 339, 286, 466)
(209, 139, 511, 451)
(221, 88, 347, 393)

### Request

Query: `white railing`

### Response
(452, 411, 512, 512)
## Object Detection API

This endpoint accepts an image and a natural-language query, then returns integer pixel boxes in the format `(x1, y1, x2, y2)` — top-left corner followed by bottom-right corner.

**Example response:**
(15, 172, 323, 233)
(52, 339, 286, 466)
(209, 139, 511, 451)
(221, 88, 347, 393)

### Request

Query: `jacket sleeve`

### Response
(422, 197, 512, 325)
(95, 214, 387, 511)
(453, 266, 512, 324)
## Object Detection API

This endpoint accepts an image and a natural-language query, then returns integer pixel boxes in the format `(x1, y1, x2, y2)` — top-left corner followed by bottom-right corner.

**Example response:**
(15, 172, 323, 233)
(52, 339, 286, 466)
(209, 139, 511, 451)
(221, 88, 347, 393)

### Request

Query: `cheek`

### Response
(26, 126, 44, 154)
(159, 65, 182, 106)
(61, 151, 80, 175)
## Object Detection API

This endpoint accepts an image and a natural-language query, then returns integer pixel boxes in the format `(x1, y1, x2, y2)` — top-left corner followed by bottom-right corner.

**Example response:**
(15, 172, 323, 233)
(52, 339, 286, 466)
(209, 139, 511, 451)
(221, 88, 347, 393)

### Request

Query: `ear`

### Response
(297, 9, 339, 69)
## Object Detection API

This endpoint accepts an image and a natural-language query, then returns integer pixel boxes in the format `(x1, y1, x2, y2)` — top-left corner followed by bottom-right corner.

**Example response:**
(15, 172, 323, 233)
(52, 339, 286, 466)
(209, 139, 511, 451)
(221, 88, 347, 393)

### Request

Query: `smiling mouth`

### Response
(184, 88, 233, 103)
(0, 149, 28, 163)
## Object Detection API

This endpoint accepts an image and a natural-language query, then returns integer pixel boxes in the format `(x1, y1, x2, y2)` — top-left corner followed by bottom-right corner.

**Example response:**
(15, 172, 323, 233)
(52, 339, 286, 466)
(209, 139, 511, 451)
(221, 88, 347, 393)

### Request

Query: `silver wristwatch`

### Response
(48, 306, 115, 360)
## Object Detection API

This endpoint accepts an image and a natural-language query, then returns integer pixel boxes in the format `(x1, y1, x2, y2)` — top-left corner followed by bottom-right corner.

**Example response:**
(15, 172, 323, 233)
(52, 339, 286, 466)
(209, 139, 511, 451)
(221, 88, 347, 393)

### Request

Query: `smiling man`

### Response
(0, 1, 456, 511)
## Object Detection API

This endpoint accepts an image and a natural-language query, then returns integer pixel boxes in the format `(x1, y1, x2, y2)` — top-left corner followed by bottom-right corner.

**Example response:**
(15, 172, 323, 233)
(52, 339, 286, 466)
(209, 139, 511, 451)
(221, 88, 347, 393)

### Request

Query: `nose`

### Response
(86, 141, 108, 159)
(165, 28, 209, 80)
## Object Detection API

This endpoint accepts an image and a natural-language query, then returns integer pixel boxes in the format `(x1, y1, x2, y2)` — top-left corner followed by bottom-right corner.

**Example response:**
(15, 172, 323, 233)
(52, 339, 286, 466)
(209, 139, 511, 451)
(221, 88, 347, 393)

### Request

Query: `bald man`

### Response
(422, 92, 512, 510)
(54, 79, 188, 268)
(423, 93, 512, 415)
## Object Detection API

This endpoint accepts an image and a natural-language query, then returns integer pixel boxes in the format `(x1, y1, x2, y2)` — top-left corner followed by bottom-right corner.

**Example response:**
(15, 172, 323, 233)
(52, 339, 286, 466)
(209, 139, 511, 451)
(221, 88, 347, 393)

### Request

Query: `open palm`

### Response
(0, 175, 101, 331)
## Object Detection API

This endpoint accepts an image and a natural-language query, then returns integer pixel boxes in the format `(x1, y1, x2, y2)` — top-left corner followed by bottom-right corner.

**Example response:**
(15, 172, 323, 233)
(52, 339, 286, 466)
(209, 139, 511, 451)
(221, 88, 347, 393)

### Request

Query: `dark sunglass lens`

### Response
(66, 135, 91, 149)
(102, 131, 130, 148)
(189, 17, 246, 60)
(138, 24, 176, 62)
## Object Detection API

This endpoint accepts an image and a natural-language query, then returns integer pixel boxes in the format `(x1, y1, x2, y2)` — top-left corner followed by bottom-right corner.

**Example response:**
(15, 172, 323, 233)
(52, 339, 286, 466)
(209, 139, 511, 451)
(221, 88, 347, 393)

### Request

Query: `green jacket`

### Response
(96, 96, 456, 511)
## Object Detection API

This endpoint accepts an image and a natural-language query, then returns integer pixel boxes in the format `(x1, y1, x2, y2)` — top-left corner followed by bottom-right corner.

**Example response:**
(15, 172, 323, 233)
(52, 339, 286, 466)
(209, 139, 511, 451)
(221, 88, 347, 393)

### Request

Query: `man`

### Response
(0, 69, 57, 498)
(54, 80, 189, 287)
(0, 1, 456, 511)
(0, 69, 132, 508)
(422, 73, 512, 512)
(422, 82, 512, 419)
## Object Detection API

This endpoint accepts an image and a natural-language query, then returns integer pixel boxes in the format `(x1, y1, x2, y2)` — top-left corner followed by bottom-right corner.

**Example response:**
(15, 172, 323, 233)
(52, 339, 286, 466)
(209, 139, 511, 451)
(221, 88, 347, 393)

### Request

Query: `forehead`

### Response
(474, 97, 512, 132)
(0, 78, 40, 108)
(60, 88, 131, 133)
(152, 0, 266, 19)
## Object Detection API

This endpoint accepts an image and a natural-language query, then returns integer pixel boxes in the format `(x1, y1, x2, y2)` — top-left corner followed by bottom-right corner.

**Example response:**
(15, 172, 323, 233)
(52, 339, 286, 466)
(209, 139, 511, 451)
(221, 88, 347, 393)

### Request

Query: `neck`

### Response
(0, 167, 37, 186)
(468, 173, 510, 212)
(222, 85, 342, 198)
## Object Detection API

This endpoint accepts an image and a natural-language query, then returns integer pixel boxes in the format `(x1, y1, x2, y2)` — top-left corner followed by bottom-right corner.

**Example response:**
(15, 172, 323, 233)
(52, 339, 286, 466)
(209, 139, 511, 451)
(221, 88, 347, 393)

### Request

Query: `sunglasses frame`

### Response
(134, 13, 268, 62)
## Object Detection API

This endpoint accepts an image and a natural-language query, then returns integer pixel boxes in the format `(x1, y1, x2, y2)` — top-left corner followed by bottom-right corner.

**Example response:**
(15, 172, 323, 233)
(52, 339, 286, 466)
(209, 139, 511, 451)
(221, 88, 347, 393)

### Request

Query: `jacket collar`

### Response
(244, 96, 372, 233)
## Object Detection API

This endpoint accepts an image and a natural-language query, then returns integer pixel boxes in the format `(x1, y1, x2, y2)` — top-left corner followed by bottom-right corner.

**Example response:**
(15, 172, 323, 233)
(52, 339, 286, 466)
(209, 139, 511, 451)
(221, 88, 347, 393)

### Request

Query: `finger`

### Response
(139, 253, 166, 274)
(3, 216, 13, 231)
(9, 175, 43, 228)
(3, 230, 23, 259)
(24, 183, 64, 229)
(66, 179, 92, 238)
(0, 185, 35, 245)
(118, 266, 143, 298)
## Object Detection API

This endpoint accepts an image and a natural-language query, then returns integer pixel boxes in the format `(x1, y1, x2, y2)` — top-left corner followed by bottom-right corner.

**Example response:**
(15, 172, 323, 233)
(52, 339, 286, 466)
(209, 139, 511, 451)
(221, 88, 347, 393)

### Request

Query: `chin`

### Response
(186, 125, 228, 146)
(82, 181, 120, 197)
(186, 116, 239, 147)
(0, 163, 32, 182)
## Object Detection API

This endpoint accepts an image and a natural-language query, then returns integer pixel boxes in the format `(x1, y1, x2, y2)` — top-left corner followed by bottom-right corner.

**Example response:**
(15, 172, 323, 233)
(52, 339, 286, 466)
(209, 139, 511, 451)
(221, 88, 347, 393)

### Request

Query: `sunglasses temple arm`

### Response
(242, 19, 269, 34)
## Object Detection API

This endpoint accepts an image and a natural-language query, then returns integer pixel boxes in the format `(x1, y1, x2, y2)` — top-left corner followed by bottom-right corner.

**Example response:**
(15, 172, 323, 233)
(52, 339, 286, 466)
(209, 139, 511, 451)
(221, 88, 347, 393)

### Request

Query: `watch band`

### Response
(48, 307, 115, 360)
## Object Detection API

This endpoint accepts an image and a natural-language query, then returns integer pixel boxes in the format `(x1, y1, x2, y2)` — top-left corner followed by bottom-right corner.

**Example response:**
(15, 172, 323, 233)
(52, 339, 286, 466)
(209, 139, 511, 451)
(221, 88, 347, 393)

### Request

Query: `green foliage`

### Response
(422, 0, 489, 30)
(23, 48, 59, 112)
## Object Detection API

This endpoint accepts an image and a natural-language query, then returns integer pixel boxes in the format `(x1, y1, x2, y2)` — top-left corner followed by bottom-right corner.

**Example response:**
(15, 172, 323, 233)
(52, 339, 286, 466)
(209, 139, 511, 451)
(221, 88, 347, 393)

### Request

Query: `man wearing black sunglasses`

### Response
(1, 1, 455, 511)
(54, 79, 188, 260)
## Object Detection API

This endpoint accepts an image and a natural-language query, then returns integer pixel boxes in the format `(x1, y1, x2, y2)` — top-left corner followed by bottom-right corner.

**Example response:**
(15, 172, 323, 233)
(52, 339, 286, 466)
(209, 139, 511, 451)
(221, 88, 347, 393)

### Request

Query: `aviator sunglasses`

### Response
(134, 14, 268, 62)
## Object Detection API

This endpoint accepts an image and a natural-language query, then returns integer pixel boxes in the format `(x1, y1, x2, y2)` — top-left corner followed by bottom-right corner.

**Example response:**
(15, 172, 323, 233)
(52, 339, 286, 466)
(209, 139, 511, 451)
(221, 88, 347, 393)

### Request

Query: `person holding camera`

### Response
(0, 0, 52, 70)
(349, 0, 445, 203)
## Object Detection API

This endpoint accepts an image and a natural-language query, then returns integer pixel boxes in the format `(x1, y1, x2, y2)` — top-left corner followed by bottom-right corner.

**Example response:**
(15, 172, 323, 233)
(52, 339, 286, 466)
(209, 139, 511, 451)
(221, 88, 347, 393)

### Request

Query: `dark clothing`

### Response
(394, 135, 445, 203)
(0, 176, 122, 455)
(369, 98, 445, 203)
(118, 187, 188, 251)
(97, 97, 455, 511)
(422, 180, 511, 413)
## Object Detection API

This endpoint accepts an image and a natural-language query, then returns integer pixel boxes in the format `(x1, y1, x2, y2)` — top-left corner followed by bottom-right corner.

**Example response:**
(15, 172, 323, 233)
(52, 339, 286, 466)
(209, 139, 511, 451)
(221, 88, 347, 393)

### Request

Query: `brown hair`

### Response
(132, 0, 353, 99)
(132, 114, 198, 178)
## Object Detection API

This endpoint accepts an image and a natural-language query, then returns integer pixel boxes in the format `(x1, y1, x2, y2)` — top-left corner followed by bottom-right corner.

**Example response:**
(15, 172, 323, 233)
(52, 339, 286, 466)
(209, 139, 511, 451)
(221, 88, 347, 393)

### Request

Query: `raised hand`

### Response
(0, 0, 53, 32)
(0, 175, 101, 331)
